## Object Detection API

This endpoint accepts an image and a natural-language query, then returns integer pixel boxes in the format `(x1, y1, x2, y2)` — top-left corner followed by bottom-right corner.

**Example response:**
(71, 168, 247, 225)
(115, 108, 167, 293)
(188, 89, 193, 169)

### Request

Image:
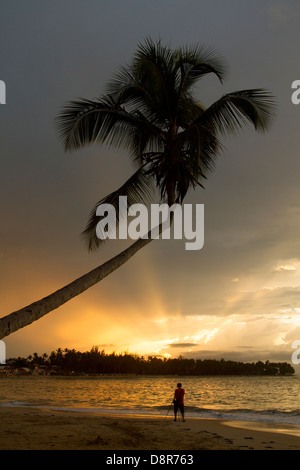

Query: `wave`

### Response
(2, 400, 300, 426)
(156, 404, 300, 426)
(0, 401, 30, 407)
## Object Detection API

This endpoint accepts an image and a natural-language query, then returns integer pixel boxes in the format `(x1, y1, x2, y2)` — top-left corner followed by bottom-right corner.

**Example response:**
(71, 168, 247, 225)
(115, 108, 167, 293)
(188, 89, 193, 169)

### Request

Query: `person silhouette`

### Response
(173, 382, 185, 421)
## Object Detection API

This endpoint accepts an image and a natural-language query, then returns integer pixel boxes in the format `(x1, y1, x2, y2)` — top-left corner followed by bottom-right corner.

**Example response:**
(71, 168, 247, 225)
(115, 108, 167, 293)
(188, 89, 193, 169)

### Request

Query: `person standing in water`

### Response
(173, 383, 185, 421)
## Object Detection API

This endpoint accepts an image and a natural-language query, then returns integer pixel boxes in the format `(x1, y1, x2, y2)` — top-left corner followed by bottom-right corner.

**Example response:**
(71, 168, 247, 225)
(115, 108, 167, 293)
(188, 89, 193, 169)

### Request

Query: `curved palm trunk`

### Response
(0, 235, 153, 340)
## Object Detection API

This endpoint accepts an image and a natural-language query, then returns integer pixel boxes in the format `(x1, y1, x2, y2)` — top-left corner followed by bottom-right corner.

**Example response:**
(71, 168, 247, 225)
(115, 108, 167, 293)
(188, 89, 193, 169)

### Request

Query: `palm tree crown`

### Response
(57, 38, 275, 250)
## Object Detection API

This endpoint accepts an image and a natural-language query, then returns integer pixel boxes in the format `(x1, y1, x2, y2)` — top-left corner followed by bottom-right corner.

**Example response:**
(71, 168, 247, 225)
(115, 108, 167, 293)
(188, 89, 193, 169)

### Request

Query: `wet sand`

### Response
(1, 406, 300, 450)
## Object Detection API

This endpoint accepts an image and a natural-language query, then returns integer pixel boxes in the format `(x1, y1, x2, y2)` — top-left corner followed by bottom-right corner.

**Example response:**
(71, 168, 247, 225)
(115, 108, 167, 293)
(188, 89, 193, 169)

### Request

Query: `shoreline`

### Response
(1, 406, 300, 450)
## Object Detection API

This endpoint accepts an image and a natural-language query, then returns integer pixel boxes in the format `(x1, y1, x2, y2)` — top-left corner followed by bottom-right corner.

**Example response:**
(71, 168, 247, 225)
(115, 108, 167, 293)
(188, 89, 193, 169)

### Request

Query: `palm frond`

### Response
(165, 122, 223, 197)
(175, 44, 226, 91)
(106, 65, 149, 113)
(199, 88, 276, 136)
(132, 38, 182, 126)
(55, 95, 162, 158)
(56, 96, 126, 151)
(82, 166, 155, 250)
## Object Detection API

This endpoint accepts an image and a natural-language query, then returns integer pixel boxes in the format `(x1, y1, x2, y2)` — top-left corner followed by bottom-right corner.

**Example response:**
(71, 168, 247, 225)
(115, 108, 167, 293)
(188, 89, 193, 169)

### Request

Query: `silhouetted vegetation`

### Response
(6, 347, 295, 376)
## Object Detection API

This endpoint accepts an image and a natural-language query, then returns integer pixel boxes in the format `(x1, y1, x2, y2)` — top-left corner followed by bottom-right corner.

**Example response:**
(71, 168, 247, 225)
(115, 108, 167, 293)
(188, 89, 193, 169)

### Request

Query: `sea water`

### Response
(1, 375, 300, 427)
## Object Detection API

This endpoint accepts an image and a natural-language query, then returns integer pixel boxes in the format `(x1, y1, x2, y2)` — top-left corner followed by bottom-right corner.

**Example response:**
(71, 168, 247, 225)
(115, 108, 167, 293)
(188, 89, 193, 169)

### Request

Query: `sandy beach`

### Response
(1, 406, 300, 451)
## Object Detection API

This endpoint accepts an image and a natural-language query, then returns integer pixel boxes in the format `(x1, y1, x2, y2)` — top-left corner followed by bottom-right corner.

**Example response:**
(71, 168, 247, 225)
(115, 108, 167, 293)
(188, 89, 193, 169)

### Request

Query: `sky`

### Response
(1, 0, 300, 369)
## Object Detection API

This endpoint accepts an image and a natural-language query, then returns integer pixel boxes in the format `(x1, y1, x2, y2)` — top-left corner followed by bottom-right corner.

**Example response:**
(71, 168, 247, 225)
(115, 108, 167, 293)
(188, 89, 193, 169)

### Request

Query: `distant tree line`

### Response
(7, 347, 295, 376)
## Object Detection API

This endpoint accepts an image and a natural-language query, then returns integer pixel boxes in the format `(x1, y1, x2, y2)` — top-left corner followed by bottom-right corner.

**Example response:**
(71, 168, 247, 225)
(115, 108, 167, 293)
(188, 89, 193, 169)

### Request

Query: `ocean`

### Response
(1, 375, 300, 427)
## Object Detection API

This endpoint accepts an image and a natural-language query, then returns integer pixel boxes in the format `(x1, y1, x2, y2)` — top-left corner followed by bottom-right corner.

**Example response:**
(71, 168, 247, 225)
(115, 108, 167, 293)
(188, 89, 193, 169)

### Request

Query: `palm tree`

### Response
(0, 39, 275, 339)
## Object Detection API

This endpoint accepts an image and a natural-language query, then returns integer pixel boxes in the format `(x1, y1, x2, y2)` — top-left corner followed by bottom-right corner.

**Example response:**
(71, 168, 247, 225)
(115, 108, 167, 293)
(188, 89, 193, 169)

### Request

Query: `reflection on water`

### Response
(1, 375, 300, 426)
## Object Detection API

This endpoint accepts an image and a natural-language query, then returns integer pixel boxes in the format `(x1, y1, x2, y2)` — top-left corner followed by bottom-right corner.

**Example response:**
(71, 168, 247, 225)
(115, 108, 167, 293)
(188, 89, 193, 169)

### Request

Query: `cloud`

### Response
(281, 327, 300, 345)
(168, 343, 198, 348)
(183, 347, 295, 364)
(274, 265, 297, 272)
